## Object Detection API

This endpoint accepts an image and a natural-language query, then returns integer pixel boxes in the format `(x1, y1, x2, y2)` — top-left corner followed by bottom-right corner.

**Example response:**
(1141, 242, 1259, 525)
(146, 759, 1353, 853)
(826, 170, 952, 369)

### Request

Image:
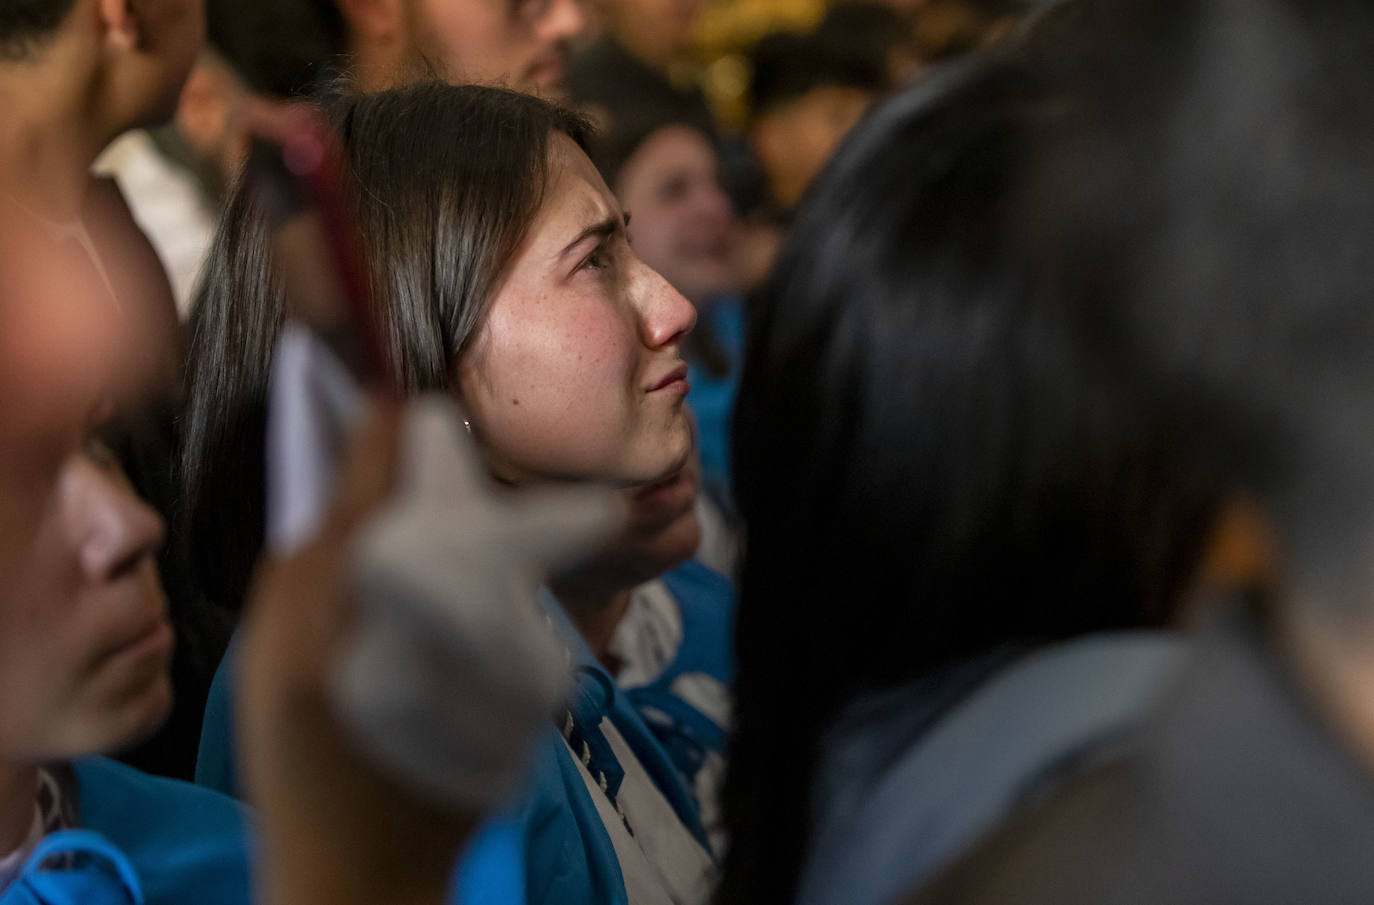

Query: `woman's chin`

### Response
(102, 674, 174, 754)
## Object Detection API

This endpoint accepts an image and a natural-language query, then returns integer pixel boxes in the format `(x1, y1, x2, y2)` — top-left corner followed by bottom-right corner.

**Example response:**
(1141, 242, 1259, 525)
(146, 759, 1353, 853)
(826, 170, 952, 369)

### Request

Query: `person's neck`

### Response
(0, 48, 112, 221)
(349, 34, 412, 93)
(0, 764, 39, 857)
(551, 577, 637, 669)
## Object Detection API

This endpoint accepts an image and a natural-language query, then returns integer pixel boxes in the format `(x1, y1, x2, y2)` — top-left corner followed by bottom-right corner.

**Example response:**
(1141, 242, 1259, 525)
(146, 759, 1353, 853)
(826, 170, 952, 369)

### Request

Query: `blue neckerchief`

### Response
(1, 830, 142, 905)
(540, 589, 711, 851)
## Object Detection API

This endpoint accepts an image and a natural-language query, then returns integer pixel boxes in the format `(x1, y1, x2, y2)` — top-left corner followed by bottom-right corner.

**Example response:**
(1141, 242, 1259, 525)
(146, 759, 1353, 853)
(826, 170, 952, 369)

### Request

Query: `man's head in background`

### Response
(0, 0, 203, 153)
(821, 3, 925, 86)
(593, 0, 706, 71)
(747, 24, 889, 214)
(290, 0, 588, 95)
(172, 0, 336, 199)
(177, 0, 590, 206)
(911, 0, 1033, 61)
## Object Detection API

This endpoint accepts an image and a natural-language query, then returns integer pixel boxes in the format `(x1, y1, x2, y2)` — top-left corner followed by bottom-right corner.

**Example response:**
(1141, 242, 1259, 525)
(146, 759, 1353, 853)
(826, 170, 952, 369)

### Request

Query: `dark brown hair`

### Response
(0, 0, 77, 59)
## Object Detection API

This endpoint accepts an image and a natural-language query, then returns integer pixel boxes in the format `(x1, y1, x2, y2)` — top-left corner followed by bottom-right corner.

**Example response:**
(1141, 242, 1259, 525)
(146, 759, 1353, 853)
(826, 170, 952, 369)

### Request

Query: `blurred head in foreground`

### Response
(722, 0, 1374, 900)
(0, 218, 174, 766)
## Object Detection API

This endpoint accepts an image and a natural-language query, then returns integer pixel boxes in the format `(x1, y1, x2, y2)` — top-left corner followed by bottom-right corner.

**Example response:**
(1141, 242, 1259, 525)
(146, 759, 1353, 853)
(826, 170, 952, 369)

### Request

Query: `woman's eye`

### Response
(580, 246, 611, 272)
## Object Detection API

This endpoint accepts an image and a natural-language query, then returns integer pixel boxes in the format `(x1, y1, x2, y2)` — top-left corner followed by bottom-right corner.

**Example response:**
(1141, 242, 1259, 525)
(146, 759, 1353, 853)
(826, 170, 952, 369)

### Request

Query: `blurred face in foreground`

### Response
(0, 222, 174, 764)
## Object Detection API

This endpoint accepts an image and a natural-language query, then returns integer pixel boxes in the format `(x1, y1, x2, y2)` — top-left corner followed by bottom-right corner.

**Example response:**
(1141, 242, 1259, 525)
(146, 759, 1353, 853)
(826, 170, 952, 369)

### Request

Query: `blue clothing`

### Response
(685, 296, 745, 505)
(623, 561, 735, 801)
(197, 638, 526, 905)
(2, 758, 251, 905)
(196, 560, 734, 905)
(797, 633, 1184, 905)
(195, 647, 238, 799)
(521, 582, 714, 905)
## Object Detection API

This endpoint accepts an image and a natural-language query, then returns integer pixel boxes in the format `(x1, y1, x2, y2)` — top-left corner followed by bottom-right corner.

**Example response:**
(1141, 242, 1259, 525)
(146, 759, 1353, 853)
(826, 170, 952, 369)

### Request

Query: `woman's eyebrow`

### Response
(558, 212, 631, 259)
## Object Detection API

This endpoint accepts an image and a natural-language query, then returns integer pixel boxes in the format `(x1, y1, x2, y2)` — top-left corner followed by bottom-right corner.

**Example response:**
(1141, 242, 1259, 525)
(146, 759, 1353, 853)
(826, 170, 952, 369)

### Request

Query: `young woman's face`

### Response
(459, 135, 699, 493)
(0, 443, 172, 763)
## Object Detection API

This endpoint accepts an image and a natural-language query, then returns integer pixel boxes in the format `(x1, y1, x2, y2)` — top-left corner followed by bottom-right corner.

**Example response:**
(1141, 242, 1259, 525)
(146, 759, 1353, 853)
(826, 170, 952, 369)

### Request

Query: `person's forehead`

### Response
(532, 136, 621, 237)
(630, 126, 716, 174)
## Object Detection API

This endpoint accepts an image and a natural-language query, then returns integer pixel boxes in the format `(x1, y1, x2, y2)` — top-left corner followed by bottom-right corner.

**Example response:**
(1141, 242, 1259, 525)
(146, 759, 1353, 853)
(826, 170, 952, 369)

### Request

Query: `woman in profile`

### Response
(182, 84, 735, 905)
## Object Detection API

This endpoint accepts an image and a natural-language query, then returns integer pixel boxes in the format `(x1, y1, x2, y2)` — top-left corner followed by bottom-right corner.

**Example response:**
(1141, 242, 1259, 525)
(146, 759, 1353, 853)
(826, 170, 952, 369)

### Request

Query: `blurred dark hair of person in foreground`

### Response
(894, 0, 1374, 900)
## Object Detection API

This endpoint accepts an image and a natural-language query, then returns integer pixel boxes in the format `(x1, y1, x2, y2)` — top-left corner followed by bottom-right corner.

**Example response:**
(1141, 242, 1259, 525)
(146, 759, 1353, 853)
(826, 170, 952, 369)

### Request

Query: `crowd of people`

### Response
(4, 0, 1374, 903)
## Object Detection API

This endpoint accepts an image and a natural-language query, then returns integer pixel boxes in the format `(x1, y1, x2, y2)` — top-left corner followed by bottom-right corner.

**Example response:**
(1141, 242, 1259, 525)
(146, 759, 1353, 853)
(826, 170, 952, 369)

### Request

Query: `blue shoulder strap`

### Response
(2, 830, 143, 905)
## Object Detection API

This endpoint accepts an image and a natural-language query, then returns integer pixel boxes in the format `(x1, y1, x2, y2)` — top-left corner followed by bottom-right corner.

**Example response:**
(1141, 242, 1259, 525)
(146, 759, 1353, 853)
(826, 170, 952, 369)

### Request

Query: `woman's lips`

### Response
(105, 615, 174, 670)
(649, 364, 690, 394)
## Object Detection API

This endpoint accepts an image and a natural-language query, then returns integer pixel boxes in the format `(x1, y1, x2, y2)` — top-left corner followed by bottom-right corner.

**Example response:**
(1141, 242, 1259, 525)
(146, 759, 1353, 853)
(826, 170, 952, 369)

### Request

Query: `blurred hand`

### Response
(337, 396, 626, 808)
(237, 395, 624, 905)
(238, 398, 465, 905)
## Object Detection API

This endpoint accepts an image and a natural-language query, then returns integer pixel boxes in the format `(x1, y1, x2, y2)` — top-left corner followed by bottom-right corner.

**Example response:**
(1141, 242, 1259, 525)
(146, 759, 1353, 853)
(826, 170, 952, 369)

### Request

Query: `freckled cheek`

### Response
(479, 312, 642, 467)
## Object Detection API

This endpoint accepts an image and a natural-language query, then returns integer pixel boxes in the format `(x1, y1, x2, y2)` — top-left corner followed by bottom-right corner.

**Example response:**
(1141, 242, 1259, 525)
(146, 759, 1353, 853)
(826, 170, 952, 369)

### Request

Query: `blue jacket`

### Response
(522, 577, 717, 905)
(197, 641, 526, 905)
(622, 561, 735, 804)
(2, 758, 251, 905)
(196, 560, 735, 905)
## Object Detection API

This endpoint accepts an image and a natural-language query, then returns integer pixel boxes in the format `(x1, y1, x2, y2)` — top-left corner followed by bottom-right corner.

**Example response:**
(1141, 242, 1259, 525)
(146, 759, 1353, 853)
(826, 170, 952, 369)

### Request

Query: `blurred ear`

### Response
(97, 0, 140, 51)
(333, 0, 404, 40)
(1198, 494, 1280, 595)
(175, 57, 233, 153)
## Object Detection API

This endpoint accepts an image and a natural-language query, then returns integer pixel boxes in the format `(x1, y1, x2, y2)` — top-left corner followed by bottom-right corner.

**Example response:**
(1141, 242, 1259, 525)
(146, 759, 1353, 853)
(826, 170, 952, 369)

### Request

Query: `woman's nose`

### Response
(635, 261, 697, 348)
(64, 453, 166, 582)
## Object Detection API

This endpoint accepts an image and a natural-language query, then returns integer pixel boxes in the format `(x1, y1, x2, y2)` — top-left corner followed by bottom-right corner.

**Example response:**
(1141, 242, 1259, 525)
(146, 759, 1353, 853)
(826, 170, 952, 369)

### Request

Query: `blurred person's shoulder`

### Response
(71, 758, 252, 905)
(902, 609, 1374, 905)
(901, 756, 1154, 905)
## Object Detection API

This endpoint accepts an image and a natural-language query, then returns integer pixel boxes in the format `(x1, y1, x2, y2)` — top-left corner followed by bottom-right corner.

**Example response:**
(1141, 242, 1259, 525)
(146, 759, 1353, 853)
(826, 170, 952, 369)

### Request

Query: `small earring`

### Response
(462, 418, 473, 435)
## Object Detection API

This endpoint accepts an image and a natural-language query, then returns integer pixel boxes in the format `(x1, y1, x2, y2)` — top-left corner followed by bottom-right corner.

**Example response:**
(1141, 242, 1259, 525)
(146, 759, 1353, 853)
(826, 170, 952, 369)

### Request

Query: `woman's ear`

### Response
(97, 0, 140, 52)
(1198, 494, 1281, 596)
